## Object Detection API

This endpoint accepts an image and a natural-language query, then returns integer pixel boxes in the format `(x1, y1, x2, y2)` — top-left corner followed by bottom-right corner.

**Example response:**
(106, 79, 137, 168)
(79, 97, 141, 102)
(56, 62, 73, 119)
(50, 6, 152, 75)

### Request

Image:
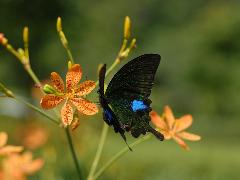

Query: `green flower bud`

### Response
(43, 84, 57, 94)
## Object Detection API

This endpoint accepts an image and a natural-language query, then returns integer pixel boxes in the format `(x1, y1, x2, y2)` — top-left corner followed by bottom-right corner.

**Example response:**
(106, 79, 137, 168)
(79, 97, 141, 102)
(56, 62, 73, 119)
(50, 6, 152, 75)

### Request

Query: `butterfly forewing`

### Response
(105, 54, 160, 99)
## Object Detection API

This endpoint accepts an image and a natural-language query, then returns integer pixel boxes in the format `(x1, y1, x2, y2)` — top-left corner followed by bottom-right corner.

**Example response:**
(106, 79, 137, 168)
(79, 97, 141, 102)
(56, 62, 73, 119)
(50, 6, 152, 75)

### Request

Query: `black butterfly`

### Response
(98, 54, 164, 148)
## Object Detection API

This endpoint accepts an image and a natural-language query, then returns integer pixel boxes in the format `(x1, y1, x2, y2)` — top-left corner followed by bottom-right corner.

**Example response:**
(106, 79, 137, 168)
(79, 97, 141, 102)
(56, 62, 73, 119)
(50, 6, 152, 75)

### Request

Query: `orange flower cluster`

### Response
(0, 132, 23, 156)
(1, 152, 44, 180)
(0, 132, 44, 179)
(151, 106, 201, 150)
(40, 64, 98, 126)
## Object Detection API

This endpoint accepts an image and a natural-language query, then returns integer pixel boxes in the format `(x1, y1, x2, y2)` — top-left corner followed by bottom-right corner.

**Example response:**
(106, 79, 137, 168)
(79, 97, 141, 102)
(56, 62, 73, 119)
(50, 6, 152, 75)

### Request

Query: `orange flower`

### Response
(0, 132, 23, 156)
(40, 64, 98, 126)
(2, 151, 44, 180)
(22, 125, 48, 150)
(150, 106, 201, 150)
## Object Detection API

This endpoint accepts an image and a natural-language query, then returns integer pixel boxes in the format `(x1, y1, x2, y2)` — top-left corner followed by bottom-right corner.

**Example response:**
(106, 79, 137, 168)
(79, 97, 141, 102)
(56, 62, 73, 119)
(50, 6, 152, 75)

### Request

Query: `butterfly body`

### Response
(98, 54, 164, 144)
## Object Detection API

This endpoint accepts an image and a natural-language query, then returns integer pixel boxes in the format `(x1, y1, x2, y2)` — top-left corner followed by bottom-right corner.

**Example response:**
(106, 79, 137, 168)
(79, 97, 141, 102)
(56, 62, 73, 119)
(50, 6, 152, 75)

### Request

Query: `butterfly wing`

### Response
(98, 64, 129, 147)
(105, 54, 161, 99)
(105, 54, 164, 140)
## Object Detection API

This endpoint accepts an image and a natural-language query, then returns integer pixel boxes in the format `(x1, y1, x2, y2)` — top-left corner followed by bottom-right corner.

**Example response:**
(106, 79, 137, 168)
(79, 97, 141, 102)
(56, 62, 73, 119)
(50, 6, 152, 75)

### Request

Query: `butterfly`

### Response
(98, 54, 164, 149)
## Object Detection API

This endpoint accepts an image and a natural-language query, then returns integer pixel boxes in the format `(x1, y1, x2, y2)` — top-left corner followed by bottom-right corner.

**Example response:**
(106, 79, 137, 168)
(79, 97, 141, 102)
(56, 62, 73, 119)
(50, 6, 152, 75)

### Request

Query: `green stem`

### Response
(87, 123, 109, 180)
(67, 48, 75, 64)
(14, 96, 59, 125)
(87, 59, 120, 179)
(93, 135, 152, 180)
(105, 60, 119, 77)
(65, 128, 84, 180)
(26, 66, 42, 86)
(88, 44, 133, 179)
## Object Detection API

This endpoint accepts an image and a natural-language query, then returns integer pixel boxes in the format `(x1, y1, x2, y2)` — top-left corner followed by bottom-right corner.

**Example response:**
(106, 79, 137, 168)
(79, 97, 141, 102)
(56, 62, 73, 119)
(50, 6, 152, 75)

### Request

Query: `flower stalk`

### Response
(87, 123, 109, 180)
(57, 17, 75, 64)
(65, 127, 84, 180)
(87, 16, 137, 180)
(93, 134, 153, 180)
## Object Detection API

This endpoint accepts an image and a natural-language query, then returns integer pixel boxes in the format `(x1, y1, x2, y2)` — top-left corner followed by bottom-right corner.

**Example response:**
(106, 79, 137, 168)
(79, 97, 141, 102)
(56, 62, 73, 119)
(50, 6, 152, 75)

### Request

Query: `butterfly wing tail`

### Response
(147, 127, 164, 141)
(120, 133, 132, 151)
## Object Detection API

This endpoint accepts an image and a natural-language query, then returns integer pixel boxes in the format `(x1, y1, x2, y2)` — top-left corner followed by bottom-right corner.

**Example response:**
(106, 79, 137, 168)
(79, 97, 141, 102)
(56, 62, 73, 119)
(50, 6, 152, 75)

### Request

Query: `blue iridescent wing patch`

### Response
(131, 100, 148, 112)
(98, 54, 164, 147)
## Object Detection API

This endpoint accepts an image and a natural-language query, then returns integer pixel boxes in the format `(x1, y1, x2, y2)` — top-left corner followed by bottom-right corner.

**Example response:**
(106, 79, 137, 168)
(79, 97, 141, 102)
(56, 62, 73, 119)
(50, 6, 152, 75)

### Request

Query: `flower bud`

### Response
(57, 17, 62, 32)
(43, 84, 57, 94)
(18, 48, 25, 56)
(0, 83, 14, 98)
(23, 27, 29, 44)
(68, 61, 72, 70)
(129, 38, 137, 50)
(59, 31, 68, 48)
(0, 33, 8, 45)
(0, 33, 4, 44)
(124, 16, 131, 39)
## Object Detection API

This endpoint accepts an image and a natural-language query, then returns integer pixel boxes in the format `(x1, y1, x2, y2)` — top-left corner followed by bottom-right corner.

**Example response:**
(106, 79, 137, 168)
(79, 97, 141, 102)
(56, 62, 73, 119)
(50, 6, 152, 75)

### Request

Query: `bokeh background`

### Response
(1, 0, 240, 179)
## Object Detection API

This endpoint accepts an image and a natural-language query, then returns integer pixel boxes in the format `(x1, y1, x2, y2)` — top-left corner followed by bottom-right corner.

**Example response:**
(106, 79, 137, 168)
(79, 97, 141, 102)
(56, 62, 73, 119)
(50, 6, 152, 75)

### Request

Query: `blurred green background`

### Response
(1, 0, 240, 179)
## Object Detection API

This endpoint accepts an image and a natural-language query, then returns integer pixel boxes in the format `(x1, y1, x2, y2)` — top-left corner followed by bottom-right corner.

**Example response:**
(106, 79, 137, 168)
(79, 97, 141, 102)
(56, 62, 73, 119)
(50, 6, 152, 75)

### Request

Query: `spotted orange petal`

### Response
(163, 105, 175, 130)
(178, 131, 201, 141)
(70, 98, 98, 115)
(40, 95, 64, 109)
(172, 135, 189, 150)
(75, 80, 96, 96)
(150, 111, 167, 130)
(50, 72, 65, 93)
(61, 102, 73, 126)
(66, 64, 82, 92)
(0, 132, 7, 147)
(0, 145, 23, 156)
(174, 115, 193, 132)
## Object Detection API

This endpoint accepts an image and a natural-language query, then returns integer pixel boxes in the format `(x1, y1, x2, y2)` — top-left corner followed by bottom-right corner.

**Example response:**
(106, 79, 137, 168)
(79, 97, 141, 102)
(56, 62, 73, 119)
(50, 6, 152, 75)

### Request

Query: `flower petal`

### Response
(160, 130, 171, 140)
(66, 64, 82, 92)
(150, 111, 167, 130)
(163, 105, 175, 129)
(40, 95, 64, 109)
(71, 98, 98, 115)
(0, 145, 23, 156)
(24, 158, 44, 175)
(174, 115, 193, 132)
(0, 132, 7, 147)
(75, 80, 96, 96)
(172, 135, 189, 150)
(50, 72, 65, 93)
(178, 131, 201, 141)
(71, 118, 80, 131)
(61, 102, 73, 126)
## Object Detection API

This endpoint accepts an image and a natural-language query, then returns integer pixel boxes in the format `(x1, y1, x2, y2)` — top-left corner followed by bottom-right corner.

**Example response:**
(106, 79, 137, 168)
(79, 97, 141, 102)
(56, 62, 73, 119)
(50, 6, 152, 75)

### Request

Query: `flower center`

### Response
(65, 89, 75, 99)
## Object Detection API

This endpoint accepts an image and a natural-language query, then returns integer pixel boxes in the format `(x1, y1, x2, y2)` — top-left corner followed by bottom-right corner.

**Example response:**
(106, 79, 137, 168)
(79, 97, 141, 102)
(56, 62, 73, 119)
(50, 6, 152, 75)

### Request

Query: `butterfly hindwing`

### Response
(106, 54, 163, 140)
